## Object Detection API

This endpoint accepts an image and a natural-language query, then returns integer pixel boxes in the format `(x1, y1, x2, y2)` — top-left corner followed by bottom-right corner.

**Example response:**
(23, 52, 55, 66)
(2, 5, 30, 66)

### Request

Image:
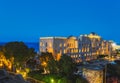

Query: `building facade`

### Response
(40, 37, 67, 60)
(67, 33, 113, 63)
(40, 33, 113, 62)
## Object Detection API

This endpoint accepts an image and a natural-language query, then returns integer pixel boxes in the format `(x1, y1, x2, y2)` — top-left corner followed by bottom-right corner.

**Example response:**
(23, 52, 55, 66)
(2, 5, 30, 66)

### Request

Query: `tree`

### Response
(40, 52, 54, 73)
(47, 59, 59, 74)
(58, 77, 72, 83)
(76, 77, 88, 83)
(59, 54, 76, 76)
(1, 42, 36, 66)
(40, 52, 54, 62)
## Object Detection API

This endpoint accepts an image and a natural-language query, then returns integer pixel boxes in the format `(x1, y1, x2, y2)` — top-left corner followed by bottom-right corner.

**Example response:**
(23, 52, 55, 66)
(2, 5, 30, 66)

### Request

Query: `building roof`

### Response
(79, 32, 101, 39)
(40, 37, 67, 39)
(67, 35, 77, 39)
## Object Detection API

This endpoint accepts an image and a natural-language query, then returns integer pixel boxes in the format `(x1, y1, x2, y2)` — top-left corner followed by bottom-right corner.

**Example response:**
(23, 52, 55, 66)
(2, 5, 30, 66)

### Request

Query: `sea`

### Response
(0, 42, 39, 52)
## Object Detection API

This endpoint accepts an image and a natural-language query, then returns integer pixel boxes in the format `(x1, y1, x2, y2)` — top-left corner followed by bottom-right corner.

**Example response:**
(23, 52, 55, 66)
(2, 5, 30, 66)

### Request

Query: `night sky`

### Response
(0, 0, 120, 42)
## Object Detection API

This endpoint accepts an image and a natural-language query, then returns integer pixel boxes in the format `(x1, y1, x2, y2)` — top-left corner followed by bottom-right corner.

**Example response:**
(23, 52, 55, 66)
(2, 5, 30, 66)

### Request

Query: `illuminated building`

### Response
(40, 37, 67, 60)
(83, 65, 104, 83)
(40, 36, 78, 60)
(111, 42, 120, 50)
(68, 32, 112, 62)
(40, 32, 113, 62)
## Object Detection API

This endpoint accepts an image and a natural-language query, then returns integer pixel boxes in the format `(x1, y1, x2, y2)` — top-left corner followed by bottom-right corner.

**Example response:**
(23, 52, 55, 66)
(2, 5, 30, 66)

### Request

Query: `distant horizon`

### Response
(0, 42, 39, 52)
(0, 32, 120, 44)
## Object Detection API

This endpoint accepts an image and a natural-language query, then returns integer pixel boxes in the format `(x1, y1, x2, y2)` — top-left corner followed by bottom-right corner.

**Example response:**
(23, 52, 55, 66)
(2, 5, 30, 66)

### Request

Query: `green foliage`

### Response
(47, 59, 59, 74)
(28, 70, 45, 81)
(28, 54, 88, 83)
(40, 52, 54, 63)
(58, 77, 71, 83)
(76, 78, 82, 83)
(1, 42, 36, 66)
(107, 63, 120, 77)
(42, 74, 59, 83)
(40, 52, 54, 70)
(46, 54, 76, 76)
(59, 55, 76, 76)
(76, 76, 88, 83)
(28, 71, 88, 83)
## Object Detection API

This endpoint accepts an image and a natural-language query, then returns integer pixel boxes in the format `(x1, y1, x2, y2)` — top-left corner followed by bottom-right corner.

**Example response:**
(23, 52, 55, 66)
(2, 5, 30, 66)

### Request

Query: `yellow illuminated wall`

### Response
(40, 34, 113, 62)
(83, 68, 104, 83)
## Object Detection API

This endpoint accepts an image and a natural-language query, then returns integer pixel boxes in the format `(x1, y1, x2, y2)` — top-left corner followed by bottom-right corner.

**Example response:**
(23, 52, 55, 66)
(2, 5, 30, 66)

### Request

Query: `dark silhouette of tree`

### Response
(1, 42, 36, 66)
(59, 54, 76, 76)
(47, 59, 59, 74)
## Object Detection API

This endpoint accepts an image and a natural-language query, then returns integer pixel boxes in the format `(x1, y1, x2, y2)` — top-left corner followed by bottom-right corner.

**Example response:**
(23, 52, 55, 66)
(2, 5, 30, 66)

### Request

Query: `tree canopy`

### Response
(29, 53, 88, 83)
(59, 55, 76, 76)
(1, 42, 36, 66)
(45, 54, 76, 76)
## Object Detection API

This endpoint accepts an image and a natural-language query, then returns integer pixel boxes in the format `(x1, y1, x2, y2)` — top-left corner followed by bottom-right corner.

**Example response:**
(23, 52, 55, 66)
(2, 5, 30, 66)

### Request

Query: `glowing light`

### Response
(16, 69, 20, 73)
(42, 61, 47, 67)
(25, 68, 30, 73)
(51, 78, 54, 83)
(0, 63, 3, 67)
(16, 69, 27, 78)
(112, 43, 117, 47)
(22, 72, 27, 78)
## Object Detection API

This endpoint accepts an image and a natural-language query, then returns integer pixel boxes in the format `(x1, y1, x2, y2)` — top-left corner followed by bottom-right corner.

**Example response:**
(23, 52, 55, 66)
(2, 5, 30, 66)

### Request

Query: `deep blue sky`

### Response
(0, 0, 120, 42)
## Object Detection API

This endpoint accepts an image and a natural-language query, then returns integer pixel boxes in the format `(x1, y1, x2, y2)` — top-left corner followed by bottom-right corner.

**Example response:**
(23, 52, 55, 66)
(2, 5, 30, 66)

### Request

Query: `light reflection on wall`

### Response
(83, 66, 104, 83)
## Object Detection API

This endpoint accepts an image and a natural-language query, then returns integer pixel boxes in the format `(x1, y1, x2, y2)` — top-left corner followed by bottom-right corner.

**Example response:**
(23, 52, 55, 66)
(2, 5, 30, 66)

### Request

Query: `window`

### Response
(45, 42, 48, 47)
(59, 43, 62, 47)
(87, 48, 89, 52)
(79, 55, 81, 57)
(64, 43, 66, 47)
(79, 49, 81, 52)
(71, 49, 73, 53)
(64, 50, 66, 53)
(40, 42, 42, 46)
(49, 43, 52, 47)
